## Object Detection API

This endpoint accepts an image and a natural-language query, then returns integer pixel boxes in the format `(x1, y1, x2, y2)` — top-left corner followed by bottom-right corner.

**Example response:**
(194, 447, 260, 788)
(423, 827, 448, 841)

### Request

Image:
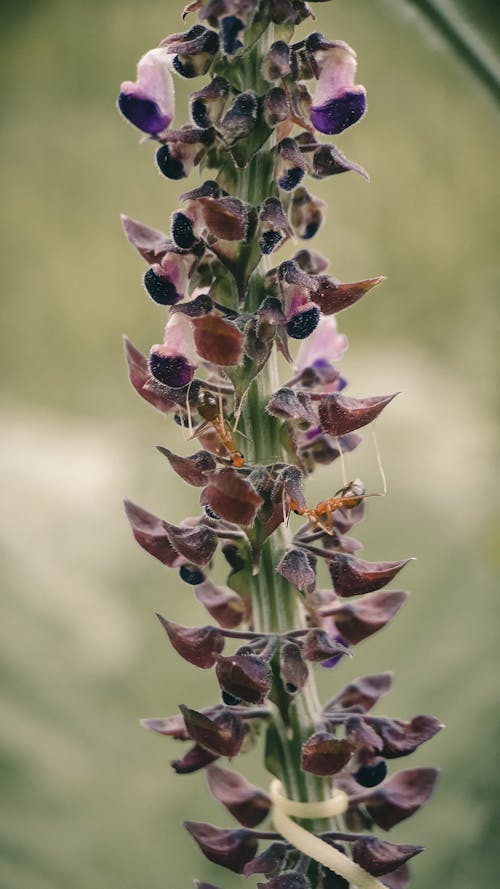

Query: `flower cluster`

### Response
(118, 2, 441, 887)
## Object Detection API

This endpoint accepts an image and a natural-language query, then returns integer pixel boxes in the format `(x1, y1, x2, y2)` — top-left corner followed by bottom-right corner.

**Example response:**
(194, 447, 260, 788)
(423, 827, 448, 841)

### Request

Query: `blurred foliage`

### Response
(0, 1, 498, 888)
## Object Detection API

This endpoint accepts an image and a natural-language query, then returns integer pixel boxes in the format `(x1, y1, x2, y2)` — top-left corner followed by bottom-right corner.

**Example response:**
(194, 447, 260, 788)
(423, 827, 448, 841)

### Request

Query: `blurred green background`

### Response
(1, 1, 499, 887)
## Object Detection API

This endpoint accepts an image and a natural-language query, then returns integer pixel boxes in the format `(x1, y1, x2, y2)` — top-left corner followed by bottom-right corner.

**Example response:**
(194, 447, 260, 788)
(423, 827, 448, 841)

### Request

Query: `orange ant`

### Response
(187, 387, 245, 468)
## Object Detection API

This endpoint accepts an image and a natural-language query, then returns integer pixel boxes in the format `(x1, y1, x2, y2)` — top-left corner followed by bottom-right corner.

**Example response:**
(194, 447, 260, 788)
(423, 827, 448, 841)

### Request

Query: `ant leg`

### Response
(371, 424, 388, 496)
(336, 436, 347, 488)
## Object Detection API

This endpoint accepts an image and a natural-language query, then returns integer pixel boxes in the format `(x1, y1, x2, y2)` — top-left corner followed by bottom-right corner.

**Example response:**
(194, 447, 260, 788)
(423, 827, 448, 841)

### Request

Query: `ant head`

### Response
(232, 451, 245, 468)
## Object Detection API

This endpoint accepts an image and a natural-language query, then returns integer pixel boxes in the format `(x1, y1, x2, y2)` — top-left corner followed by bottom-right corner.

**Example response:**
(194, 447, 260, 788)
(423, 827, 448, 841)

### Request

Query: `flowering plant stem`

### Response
(118, 3, 442, 887)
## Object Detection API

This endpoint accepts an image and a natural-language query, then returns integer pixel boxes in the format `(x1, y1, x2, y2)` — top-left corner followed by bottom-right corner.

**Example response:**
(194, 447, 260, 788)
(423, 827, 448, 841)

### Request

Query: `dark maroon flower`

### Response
(324, 589, 409, 645)
(206, 763, 271, 827)
(215, 654, 272, 704)
(123, 337, 177, 413)
(190, 76, 233, 128)
(301, 732, 354, 775)
(156, 127, 210, 179)
(124, 500, 181, 567)
(351, 768, 439, 830)
(118, 48, 174, 135)
(323, 671, 393, 715)
(258, 197, 293, 255)
(244, 842, 288, 876)
(157, 447, 217, 486)
(204, 468, 264, 526)
(318, 392, 398, 437)
(161, 25, 220, 78)
(180, 705, 246, 757)
(156, 614, 225, 668)
(263, 87, 292, 128)
(218, 91, 258, 144)
(194, 580, 246, 629)
(352, 836, 423, 877)
(172, 743, 219, 774)
(184, 821, 258, 873)
(267, 388, 316, 427)
(367, 715, 444, 759)
(344, 715, 384, 753)
(262, 40, 291, 80)
(279, 641, 309, 693)
(274, 138, 308, 191)
(277, 548, 316, 593)
(311, 143, 369, 180)
(163, 520, 218, 566)
(329, 554, 413, 598)
(301, 628, 350, 663)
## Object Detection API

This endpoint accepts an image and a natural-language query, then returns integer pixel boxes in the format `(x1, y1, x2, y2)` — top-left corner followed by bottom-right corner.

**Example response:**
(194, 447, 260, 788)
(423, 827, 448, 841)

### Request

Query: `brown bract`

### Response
(157, 446, 217, 486)
(204, 468, 263, 525)
(163, 520, 218, 566)
(277, 548, 316, 593)
(215, 654, 272, 704)
(194, 580, 246, 628)
(323, 672, 393, 715)
(180, 705, 246, 757)
(312, 275, 385, 315)
(206, 763, 271, 827)
(351, 768, 439, 830)
(329, 554, 413, 597)
(184, 821, 258, 873)
(301, 732, 354, 775)
(318, 392, 398, 436)
(192, 314, 245, 365)
(124, 500, 180, 567)
(156, 614, 225, 668)
(326, 589, 409, 645)
(352, 836, 423, 877)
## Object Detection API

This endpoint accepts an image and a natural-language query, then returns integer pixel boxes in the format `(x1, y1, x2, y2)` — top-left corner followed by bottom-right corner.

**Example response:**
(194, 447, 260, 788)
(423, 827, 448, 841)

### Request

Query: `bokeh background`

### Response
(1, 1, 499, 887)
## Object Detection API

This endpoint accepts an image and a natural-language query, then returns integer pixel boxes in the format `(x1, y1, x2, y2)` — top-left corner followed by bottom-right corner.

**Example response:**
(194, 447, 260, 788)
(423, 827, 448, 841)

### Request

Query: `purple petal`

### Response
(311, 88, 366, 136)
(118, 48, 174, 135)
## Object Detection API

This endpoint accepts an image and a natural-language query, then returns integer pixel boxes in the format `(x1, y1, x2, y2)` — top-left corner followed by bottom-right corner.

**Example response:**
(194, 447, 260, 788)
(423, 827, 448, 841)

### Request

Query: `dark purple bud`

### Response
(354, 758, 388, 787)
(368, 715, 444, 759)
(352, 837, 423, 878)
(267, 388, 316, 427)
(262, 41, 291, 81)
(243, 842, 288, 876)
(293, 248, 329, 275)
(156, 614, 225, 668)
(221, 15, 245, 54)
(218, 91, 258, 144)
(290, 187, 326, 240)
(149, 346, 196, 388)
(120, 214, 170, 263)
(195, 580, 246, 629)
(258, 197, 292, 255)
(318, 392, 398, 437)
(311, 144, 369, 180)
(277, 548, 316, 593)
(184, 821, 258, 873)
(302, 629, 350, 663)
(172, 743, 219, 773)
(124, 500, 180, 567)
(287, 306, 320, 340)
(301, 733, 354, 776)
(324, 672, 393, 715)
(162, 26, 220, 78)
(171, 211, 197, 249)
(123, 337, 177, 413)
(163, 520, 218, 566)
(207, 763, 271, 827)
(157, 446, 217, 486)
(352, 768, 439, 830)
(179, 564, 206, 584)
(257, 875, 311, 889)
(191, 315, 245, 366)
(312, 276, 386, 315)
(216, 654, 272, 705)
(204, 468, 264, 526)
(118, 48, 174, 136)
(329, 554, 413, 598)
(344, 715, 384, 752)
(280, 641, 308, 694)
(275, 138, 308, 191)
(263, 87, 292, 127)
(143, 267, 181, 305)
(191, 76, 233, 128)
(180, 705, 246, 757)
(141, 713, 190, 739)
(326, 589, 409, 645)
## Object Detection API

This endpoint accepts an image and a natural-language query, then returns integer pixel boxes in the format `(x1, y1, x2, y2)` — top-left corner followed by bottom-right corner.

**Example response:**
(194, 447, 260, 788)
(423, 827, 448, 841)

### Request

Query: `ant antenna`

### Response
(371, 424, 387, 496)
(184, 379, 195, 442)
(336, 437, 347, 488)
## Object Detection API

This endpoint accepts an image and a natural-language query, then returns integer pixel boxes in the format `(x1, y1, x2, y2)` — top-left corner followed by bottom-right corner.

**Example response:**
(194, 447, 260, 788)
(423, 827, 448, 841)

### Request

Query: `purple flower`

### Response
(118, 48, 174, 136)
(149, 312, 198, 388)
(308, 37, 366, 136)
